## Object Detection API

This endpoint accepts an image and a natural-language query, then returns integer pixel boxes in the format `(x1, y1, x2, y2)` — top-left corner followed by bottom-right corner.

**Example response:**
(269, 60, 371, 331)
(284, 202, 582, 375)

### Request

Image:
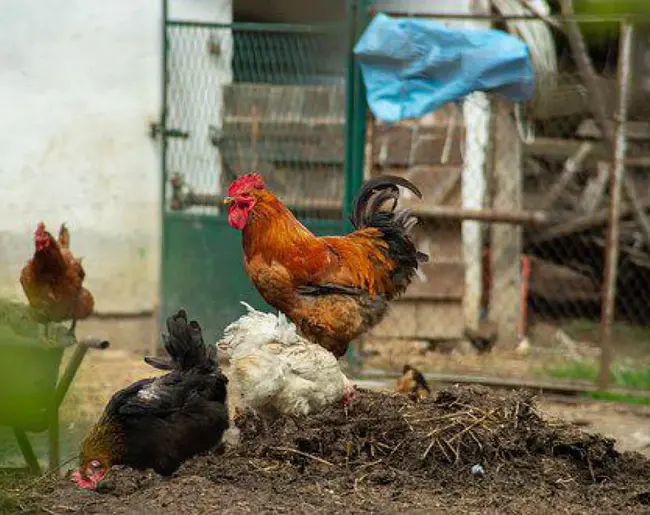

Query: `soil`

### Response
(13, 386, 650, 514)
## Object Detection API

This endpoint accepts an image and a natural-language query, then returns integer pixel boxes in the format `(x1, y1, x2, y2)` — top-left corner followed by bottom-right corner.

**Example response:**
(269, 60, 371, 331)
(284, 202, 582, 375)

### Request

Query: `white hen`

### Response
(219, 302, 357, 418)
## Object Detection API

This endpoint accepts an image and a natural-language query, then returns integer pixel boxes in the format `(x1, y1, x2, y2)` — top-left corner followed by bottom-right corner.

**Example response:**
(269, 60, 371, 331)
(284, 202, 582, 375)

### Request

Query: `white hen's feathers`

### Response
(220, 302, 350, 417)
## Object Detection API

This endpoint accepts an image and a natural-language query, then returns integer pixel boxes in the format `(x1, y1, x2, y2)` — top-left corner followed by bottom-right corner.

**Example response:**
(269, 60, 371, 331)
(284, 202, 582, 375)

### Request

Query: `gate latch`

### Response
(148, 121, 190, 140)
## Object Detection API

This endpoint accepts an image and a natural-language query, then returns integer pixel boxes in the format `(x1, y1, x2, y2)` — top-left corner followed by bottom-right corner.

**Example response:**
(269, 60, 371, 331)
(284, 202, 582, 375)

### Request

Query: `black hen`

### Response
(72, 309, 229, 489)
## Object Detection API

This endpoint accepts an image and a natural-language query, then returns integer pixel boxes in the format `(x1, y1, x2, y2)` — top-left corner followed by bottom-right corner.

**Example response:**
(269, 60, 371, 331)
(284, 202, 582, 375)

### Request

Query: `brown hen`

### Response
(20, 222, 94, 339)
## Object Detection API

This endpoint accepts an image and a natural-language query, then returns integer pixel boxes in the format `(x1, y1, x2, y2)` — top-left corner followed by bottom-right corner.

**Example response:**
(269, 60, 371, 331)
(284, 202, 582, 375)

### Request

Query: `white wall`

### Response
(0, 0, 231, 313)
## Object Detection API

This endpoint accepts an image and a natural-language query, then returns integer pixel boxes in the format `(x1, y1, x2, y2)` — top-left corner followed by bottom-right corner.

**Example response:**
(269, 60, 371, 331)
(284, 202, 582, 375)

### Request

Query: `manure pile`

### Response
(17, 386, 650, 514)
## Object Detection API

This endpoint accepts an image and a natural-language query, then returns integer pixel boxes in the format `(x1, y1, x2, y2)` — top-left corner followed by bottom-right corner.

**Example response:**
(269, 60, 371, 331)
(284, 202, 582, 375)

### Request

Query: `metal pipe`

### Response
(598, 22, 634, 389)
(417, 206, 552, 226)
(365, 10, 645, 23)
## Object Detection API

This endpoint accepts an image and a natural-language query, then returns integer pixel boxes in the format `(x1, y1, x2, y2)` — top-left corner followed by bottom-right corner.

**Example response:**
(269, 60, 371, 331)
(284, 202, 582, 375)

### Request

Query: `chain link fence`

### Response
(360, 14, 650, 397)
(164, 22, 349, 220)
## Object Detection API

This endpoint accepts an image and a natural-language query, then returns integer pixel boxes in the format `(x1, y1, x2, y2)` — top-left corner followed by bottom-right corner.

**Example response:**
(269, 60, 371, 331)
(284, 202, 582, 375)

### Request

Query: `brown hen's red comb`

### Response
(227, 173, 264, 196)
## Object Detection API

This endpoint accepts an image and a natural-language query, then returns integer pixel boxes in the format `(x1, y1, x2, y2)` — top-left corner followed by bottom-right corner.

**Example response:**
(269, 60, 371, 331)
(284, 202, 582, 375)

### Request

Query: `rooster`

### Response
(219, 302, 357, 420)
(72, 309, 229, 490)
(20, 222, 94, 340)
(395, 364, 431, 401)
(224, 173, 428, 357)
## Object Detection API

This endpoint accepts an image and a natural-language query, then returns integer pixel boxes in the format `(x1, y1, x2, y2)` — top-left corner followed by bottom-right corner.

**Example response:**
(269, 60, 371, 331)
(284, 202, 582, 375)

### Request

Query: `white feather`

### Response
(219, 303, 353, 417)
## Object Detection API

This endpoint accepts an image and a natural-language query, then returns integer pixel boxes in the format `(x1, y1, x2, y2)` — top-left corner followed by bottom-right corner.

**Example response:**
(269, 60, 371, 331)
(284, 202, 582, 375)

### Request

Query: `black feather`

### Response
(144, 309, 216, 373)
(350, 175, 429, 296)
(88, 309, 229, 477)
(297, 283, 366, 297)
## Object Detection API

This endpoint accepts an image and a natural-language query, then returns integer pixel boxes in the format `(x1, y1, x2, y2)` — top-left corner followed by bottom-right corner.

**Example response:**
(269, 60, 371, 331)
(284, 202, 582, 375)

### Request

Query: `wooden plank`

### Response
(525, 137, 650, 167)
(403, 261, 464, 300)
(540, 142, 593, 210)
(489, 99, 523, 347)
(531, 194, 650, 244)
(577, 118, 650, 141)
(580, 161, 610, 214)
(369, 300, 464, 340)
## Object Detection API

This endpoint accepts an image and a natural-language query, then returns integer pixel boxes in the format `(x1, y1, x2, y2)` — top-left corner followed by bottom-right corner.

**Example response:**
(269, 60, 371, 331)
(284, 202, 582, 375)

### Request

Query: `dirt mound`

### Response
(15, 386, 650, 514)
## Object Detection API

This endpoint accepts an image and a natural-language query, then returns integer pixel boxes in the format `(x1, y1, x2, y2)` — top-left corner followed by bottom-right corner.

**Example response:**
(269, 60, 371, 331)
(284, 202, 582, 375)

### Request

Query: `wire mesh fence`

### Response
(359, 14, 650, 396)
(164, 22, 349, 220)
(160, 12, 650, 395)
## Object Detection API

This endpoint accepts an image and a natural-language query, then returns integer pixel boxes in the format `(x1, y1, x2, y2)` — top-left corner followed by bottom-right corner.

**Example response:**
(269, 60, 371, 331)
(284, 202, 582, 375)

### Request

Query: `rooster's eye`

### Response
(90, 460, 101, 468)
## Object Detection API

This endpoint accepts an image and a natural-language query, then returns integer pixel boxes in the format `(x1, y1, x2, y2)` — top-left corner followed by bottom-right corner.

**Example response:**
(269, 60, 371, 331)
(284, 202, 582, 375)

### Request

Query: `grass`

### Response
(563, 319, 650, 355)
(545, 359, 650, 405)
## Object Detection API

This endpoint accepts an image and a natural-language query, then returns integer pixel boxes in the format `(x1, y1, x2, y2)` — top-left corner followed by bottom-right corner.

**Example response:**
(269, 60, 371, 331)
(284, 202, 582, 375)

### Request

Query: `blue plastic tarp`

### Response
(353, 13, 535, 123)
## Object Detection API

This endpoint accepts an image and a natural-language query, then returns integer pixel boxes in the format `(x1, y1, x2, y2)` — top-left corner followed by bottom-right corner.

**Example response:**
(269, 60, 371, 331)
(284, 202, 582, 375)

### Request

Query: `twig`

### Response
(269, 446, 336, 467)
(468, 429, 483, 451)
(41, 508, 56, 515)
(586, 455, 596, 483)
(448, 409, 497, 444)
(405, 410, 475, 424)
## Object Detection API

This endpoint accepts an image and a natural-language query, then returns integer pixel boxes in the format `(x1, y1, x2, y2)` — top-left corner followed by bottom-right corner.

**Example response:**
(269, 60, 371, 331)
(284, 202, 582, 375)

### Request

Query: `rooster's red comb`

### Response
(35, 222, 46, 234)
(227, 173, 265, 196)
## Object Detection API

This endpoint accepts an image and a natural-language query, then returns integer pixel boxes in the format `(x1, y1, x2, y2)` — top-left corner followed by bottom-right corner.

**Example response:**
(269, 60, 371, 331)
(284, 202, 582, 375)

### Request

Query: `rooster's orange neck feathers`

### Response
(242, 191, 317, 260)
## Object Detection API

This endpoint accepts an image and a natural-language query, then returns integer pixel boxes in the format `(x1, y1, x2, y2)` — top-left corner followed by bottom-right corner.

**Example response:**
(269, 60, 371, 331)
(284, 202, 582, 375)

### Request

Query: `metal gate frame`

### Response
(158, 0, 370, 352)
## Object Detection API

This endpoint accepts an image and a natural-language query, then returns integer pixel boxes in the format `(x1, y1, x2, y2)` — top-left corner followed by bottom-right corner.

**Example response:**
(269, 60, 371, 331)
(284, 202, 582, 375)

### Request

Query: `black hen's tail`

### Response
(144, 309, 217, 373)
(351, 175, 429, 290)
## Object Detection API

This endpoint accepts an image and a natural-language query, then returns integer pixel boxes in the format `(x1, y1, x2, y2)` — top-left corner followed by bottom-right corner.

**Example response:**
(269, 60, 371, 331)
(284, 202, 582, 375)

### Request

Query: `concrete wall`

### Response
(0, 0, 231, 313)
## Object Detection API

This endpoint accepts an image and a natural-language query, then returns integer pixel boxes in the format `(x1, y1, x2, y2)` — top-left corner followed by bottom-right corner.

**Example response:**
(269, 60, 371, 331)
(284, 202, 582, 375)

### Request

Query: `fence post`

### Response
(598, 21, 634, 388)
(462, 0, 491, 333)
(489, 98, 522, 347)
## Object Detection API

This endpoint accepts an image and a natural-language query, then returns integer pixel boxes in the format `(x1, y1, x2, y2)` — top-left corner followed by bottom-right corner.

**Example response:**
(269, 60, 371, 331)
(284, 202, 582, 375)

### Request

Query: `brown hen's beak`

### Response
(223, 196, 234, 205)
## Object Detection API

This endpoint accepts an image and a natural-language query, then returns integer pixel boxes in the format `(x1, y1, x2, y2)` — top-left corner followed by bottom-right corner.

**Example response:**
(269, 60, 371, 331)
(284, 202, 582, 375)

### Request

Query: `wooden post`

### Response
(462, 0, 491, 332)
(598, 22, 634, 388)
(463, 93, 490, 331)
(489, 99, 522, 347)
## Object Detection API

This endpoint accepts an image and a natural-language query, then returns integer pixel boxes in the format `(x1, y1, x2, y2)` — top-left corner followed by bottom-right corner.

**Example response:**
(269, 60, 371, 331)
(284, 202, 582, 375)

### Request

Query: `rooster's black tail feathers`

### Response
(351, 175, 428, 293)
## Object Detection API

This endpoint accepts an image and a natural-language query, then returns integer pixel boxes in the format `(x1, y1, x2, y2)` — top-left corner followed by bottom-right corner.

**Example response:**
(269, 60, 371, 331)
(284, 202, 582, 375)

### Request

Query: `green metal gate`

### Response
(159, 0, 369, 345)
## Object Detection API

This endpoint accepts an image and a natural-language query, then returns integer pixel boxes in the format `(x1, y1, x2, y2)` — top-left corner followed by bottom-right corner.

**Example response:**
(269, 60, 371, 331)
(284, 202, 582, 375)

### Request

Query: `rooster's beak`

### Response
(223, 197, 234, 205)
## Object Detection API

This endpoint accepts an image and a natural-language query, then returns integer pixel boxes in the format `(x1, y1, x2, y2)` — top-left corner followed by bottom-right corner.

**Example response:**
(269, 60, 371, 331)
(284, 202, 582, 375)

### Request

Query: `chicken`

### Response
(395, 364, 431, 401)
(219, 302, 357, 419)
(72, 309, 229, 490)
(20, 222, 94, 340)
(224, 173, 428, 358)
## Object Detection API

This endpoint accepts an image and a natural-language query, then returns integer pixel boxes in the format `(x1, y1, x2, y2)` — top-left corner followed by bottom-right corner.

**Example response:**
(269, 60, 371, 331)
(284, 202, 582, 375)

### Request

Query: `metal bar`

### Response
(559, 0, 650, 245)
(169, 190, 551, 226)
(366, 10, 644, 23)
(53, 343, 91, 409)
(159, 0, 169, 352)
(417, 206, 551, 226)
(357, 370, 650, 399)
(344, 0, 369, 371)
(166, 20, 348, 32)
(13, 429, 41, 475)
(598, 22, 634, 389)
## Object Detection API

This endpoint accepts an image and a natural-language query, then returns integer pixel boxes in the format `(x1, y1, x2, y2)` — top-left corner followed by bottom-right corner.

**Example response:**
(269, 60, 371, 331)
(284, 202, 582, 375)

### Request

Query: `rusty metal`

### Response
(417, 206, 551, 226)
(598, 22, 634, 389)
(169, 182, 552, 227)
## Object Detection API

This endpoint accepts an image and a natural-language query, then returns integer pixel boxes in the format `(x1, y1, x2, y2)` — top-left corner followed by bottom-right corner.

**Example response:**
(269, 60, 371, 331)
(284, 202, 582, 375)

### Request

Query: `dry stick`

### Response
(559, 0, 650, 245)
(269, 446, 336, 467)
